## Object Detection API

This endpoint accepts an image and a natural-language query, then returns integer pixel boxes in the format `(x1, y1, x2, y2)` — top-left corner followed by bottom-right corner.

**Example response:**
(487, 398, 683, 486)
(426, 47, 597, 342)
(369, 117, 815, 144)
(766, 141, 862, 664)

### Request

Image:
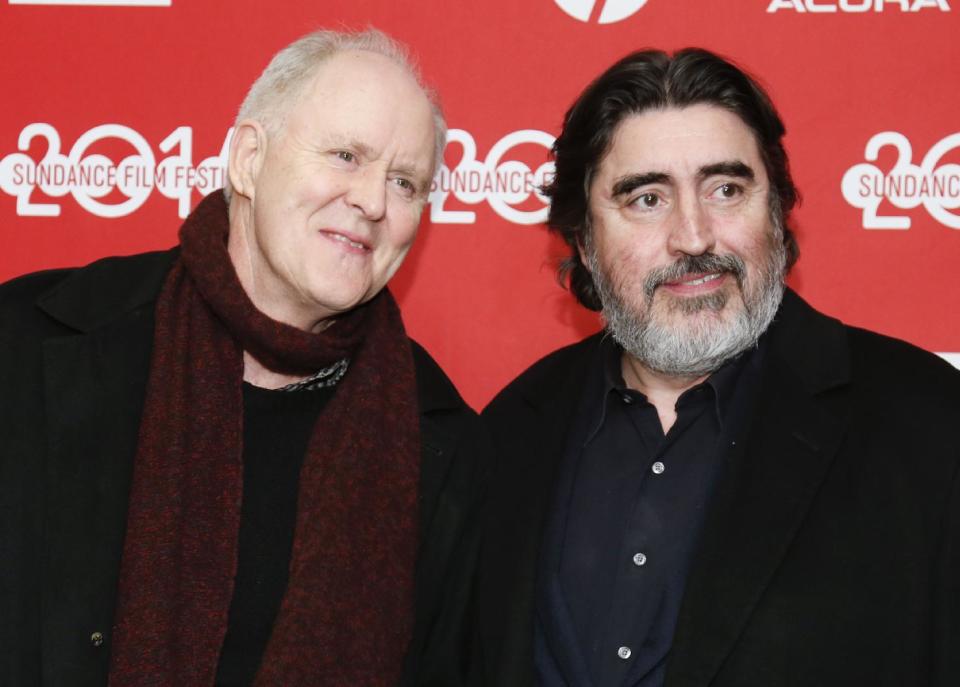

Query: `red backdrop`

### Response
(2, 0, 958, 409)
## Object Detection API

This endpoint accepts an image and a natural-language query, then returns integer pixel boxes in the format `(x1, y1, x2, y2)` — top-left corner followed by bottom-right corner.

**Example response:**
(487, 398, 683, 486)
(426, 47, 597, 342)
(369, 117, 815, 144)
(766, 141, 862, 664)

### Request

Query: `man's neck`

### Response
(621, 353, 709, 434)
(226, 204, 336, 389)
(226, 201, 334, 335)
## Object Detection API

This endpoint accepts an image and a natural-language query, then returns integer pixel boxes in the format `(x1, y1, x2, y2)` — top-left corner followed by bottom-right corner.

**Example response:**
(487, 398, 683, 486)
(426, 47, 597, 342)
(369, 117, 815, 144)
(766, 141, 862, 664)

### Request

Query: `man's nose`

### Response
(346, 166, 387, 221)
(666, 197, 716, 256)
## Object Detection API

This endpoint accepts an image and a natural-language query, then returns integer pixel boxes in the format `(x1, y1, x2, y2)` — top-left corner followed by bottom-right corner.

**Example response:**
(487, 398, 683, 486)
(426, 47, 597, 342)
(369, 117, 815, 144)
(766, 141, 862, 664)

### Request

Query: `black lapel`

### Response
(36, 250, 174, 684)
(479, 335, 600, 687)
(411, 339, 465, 543)
(666, 290, 851, 687)
(407, 339, 473, 640)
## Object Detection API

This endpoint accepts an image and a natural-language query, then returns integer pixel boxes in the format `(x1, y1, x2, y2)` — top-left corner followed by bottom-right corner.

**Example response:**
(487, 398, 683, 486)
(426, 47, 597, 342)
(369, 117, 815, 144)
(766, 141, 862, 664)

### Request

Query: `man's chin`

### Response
(652, 287, 735, 317)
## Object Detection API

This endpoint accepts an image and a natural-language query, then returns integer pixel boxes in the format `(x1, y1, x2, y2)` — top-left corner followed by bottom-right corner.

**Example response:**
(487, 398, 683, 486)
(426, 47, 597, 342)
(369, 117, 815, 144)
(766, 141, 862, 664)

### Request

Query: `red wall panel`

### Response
(2, 0, 958, 408)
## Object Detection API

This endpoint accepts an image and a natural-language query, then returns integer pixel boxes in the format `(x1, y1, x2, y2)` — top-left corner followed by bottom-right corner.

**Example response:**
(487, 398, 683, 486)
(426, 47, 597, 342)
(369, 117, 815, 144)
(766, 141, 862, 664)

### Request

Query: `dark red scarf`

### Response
(108, 192, 420, 686)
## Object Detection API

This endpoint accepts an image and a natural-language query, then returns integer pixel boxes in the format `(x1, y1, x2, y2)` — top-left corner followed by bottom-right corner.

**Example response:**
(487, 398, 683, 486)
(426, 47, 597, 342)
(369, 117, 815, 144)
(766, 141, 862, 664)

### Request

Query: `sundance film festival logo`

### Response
(554, 0, 650, 24)
(0, 124, 230, 219)
(0, 123, 555, 225)
(841, 132, 960, 229)
(430, 129, 555, 225)
(767, 0, 949, 11)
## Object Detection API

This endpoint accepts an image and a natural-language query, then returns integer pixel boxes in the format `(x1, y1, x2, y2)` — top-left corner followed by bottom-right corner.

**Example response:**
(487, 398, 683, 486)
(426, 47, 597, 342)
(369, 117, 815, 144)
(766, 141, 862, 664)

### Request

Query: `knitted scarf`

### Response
(108, 192, 420, 686)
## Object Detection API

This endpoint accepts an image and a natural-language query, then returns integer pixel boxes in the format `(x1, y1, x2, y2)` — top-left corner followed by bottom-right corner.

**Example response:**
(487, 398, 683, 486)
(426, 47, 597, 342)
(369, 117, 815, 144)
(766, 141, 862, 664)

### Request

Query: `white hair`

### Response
(223, 28, 447, 202)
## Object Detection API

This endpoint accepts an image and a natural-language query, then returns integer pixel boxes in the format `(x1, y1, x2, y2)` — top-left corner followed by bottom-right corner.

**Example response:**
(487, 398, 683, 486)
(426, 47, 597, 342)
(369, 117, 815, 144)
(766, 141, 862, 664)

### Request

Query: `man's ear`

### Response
(576, 233, 590, 271)
(228, 120, 267, 201)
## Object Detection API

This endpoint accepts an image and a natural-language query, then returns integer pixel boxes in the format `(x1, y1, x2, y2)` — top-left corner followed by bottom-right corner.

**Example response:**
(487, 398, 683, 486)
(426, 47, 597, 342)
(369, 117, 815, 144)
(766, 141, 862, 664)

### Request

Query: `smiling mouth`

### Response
(320, 230, 371, 252)
(642, 254, 746, 301)
(662, 272, 726, 290)
(679, 273, 722, 286)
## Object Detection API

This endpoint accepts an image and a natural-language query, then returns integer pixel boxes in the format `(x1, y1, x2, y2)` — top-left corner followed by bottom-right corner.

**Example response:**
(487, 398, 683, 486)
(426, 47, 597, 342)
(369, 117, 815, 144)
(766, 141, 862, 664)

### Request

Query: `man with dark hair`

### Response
(0, 29, 482, 687)
(477, 48, 959, 687)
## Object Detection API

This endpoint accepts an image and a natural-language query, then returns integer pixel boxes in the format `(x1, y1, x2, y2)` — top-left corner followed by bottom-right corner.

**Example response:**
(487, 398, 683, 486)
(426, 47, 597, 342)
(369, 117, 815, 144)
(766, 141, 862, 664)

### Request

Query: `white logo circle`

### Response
(554, 0, 650, 24)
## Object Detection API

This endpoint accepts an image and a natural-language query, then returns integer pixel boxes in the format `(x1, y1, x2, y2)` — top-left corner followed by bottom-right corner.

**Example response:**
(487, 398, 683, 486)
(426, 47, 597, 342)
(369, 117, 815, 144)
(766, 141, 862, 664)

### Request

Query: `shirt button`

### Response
(618, 646, 632, 660)
(90, 631, 104, 647)
(632, 552, 647, 566)
(651, 461, 665, 475)
(621, 393, 633, 404)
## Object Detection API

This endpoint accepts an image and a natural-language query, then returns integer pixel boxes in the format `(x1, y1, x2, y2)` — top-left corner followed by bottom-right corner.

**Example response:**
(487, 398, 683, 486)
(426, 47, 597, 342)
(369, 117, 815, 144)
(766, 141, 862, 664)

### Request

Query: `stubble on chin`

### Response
(585, 240, 785, 378)
(655, 287, 731, 316)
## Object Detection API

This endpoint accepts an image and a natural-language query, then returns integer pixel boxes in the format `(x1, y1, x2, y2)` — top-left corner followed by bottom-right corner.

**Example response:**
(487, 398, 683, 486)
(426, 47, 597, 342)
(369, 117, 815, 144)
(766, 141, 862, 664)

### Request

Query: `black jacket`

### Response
(478, 289, 960, 687)
(0, 249, 485, 686)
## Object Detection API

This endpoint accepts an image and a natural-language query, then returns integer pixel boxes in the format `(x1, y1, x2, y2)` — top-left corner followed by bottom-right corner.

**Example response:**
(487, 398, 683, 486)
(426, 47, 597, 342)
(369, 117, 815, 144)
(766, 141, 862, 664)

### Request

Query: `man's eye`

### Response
(717, 182, 742, 198)
(634, 192, 660, 208)
(392, 177, 420, 197)
(334, 151, 355, 163)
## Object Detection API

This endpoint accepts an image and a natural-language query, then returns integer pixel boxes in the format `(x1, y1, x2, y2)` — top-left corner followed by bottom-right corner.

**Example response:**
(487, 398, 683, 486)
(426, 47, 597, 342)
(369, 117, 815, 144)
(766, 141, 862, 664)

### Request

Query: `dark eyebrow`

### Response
(611, 172, 671, 197)
(698, 160, 755, 181)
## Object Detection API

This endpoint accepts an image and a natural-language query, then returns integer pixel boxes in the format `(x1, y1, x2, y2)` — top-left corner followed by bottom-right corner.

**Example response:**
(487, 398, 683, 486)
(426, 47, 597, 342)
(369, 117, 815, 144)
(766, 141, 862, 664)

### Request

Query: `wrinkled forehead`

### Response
(285, 50, 437, 172)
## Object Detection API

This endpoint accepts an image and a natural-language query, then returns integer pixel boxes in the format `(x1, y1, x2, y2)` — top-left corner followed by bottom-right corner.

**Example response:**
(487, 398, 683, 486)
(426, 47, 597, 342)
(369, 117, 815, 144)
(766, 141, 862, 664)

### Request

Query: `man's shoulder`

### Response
(844, 323, 960, 408)
(0, 249, 176, 335)
(775, 289, 959, 395)
(0, 265, 73, 314)
(1, 250, 174, 297)
(776, 290, 960, 425)
(483, 331, 603, 418)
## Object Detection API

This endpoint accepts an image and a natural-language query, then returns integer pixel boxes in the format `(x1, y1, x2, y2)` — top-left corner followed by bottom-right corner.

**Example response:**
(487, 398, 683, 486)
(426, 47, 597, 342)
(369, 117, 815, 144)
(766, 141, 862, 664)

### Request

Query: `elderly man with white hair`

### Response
(0, 28, 483, 687)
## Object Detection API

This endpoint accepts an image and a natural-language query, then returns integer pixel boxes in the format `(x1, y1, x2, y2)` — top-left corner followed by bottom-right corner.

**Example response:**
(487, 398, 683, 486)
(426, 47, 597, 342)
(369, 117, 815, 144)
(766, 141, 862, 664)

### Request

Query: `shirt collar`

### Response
(583, 333, 765, 444)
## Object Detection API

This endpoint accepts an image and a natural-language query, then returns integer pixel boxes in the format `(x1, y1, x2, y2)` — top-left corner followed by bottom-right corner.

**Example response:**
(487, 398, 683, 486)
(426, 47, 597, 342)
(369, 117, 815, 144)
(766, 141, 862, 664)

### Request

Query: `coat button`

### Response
(90, 631, 104, 647)
(617, 646, 632, 660)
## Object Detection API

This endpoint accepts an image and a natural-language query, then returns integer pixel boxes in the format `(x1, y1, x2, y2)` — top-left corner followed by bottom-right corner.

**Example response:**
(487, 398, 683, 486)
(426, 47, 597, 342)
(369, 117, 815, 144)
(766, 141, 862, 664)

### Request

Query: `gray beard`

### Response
(586, 235, 786, 378)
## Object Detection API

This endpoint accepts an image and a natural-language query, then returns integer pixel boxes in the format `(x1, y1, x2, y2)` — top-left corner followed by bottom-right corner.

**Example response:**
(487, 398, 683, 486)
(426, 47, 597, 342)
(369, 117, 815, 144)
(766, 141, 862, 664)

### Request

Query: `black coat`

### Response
(0, 249, 485, 687)
(478, 289, 960, 687)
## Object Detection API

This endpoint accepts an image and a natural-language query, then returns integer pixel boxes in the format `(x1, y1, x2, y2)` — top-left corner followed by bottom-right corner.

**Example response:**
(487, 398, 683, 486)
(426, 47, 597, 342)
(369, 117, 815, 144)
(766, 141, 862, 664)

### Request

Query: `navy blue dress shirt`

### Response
(536, 335, 765, 687)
